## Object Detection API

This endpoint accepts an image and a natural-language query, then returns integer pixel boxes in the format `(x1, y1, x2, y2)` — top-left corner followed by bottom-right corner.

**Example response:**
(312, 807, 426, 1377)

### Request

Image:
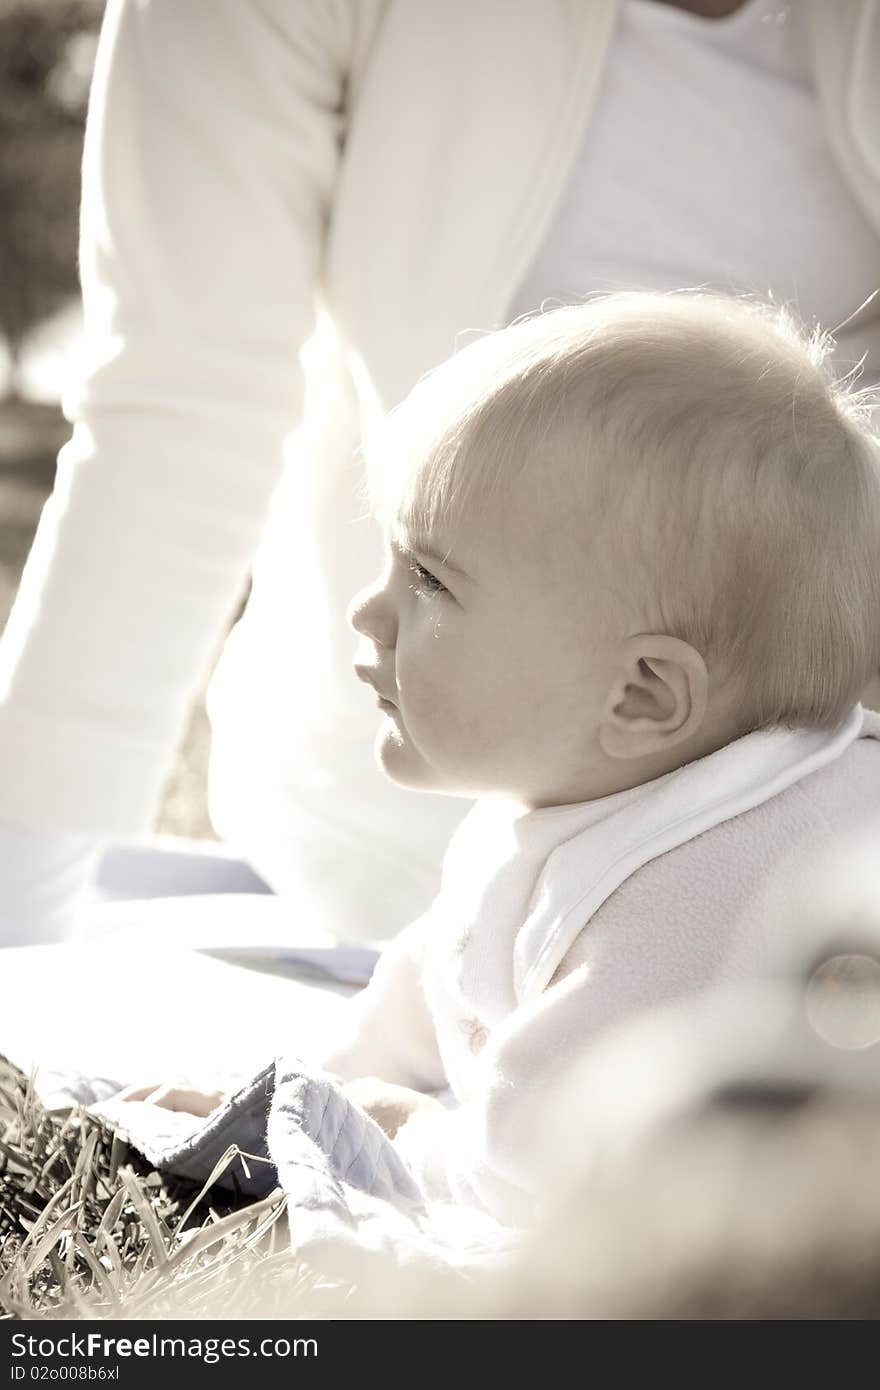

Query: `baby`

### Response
(128, 292, 880, 1221)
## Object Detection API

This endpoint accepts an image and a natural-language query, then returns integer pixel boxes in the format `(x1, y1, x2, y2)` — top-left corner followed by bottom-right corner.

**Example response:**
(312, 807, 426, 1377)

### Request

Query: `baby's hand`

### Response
(115, 1080, 227, 1118)
(341, 1076, 444, 1139)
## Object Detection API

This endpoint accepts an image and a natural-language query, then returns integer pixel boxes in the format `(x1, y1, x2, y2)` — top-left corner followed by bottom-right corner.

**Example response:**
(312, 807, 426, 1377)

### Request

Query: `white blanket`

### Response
(29, 1053, 512, 1288)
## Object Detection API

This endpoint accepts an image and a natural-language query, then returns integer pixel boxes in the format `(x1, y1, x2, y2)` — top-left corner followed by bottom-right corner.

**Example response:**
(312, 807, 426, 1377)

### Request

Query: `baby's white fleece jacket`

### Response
(318, 708, 880, 1223)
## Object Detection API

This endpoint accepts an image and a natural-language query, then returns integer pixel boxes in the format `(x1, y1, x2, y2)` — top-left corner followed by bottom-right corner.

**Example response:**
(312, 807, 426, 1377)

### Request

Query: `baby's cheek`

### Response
(396, 648, 456, 729)
(404, 661, 509, 761)
(398, 660, 453, 732)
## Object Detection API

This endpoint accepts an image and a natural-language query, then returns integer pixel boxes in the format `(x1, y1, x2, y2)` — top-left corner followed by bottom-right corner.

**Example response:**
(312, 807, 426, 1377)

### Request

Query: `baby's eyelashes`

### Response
(408, 557, 448, 598)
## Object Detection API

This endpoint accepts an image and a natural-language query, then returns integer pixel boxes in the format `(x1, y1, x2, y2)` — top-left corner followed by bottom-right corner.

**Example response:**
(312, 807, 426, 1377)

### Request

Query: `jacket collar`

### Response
(514, 704, 873, 1001)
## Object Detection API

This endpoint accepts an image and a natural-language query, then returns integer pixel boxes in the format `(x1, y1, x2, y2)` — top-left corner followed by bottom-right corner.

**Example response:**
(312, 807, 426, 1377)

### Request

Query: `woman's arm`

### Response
(0, 0, 361, 838)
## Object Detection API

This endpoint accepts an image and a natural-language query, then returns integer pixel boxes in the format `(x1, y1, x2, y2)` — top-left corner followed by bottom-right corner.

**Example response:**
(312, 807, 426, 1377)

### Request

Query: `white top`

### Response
(511, 0, 880, 373)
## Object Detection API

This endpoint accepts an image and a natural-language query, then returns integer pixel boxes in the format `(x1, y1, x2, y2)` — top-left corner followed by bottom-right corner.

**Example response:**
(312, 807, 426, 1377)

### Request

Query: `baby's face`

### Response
(349, 469, 622, 807)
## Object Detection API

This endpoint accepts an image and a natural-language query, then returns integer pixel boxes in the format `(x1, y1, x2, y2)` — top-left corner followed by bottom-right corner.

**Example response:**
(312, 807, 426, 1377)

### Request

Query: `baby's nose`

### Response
(347, 582, 396, 648)
(346, 585, 372, 633)
(346, 590, 365, 633)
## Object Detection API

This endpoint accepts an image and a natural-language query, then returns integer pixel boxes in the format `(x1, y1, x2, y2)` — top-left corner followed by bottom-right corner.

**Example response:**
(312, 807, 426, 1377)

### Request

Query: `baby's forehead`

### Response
(389, 505, 485, 575)
(390, 513, 456, 560)
(392, 458, 597, 580)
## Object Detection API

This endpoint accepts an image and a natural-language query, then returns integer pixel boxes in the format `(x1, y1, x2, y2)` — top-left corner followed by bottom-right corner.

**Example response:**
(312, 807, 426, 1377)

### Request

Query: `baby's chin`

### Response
(373, 722, 470, 798)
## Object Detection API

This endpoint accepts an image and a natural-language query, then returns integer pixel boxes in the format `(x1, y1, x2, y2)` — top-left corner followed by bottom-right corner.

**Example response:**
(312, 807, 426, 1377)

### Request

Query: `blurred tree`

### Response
(0, 0, 103, 385)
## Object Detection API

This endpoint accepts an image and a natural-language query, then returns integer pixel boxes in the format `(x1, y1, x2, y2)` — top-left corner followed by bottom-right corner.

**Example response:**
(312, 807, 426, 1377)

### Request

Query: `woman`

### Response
(1, 0, 878, 942)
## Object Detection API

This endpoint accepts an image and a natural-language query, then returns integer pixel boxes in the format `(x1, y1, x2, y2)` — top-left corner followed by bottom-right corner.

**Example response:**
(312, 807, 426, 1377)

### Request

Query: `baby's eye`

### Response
(408, 558, 447, 598)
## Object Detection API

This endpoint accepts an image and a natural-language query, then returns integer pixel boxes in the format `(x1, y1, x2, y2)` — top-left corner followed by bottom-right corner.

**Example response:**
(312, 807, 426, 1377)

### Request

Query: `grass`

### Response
(0, 1055, 341, 1320)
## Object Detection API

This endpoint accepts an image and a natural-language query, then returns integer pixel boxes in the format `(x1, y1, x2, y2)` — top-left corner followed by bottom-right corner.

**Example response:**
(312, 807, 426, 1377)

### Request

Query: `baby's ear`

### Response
(598, 634, 708, 760)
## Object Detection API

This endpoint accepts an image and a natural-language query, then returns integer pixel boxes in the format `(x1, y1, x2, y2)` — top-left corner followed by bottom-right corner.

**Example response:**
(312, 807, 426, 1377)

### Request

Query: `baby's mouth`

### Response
(354, 663, 397, 707)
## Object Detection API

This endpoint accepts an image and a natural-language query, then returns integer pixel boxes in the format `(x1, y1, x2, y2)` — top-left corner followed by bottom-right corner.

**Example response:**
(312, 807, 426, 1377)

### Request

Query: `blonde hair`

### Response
(367, 291, 880, 731)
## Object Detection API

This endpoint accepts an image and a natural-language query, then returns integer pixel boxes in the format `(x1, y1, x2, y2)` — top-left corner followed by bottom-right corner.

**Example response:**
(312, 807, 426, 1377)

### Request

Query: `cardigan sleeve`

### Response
(0, 0, 357, 834)
(315, 913, 448, 1094)
(390, 968, 601, 1222)
(392, 939, 727, 1223)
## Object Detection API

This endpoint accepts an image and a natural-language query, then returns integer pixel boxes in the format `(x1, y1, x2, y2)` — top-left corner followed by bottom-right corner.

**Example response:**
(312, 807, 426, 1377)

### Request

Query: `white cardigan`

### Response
(320, 707, 880, 1220)
(0, 1, 877, 918)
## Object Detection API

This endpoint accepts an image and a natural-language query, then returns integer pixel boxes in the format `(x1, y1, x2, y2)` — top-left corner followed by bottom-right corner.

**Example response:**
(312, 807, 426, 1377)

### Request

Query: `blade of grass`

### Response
(15, 1172, 77, 1259)
(0, 1137, 38, 1176)
(108, 1133, 129, 1186)
(94, 1187, 127, 1268)
(22, 1203, 81, 1279)
(171, 1146, 274, 1240)
(164, 1190, 284, 1271)
(73, 1125, 99, 1187)
(118, 1168, 168, 1273)
(71, 1232, 119, 1308)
